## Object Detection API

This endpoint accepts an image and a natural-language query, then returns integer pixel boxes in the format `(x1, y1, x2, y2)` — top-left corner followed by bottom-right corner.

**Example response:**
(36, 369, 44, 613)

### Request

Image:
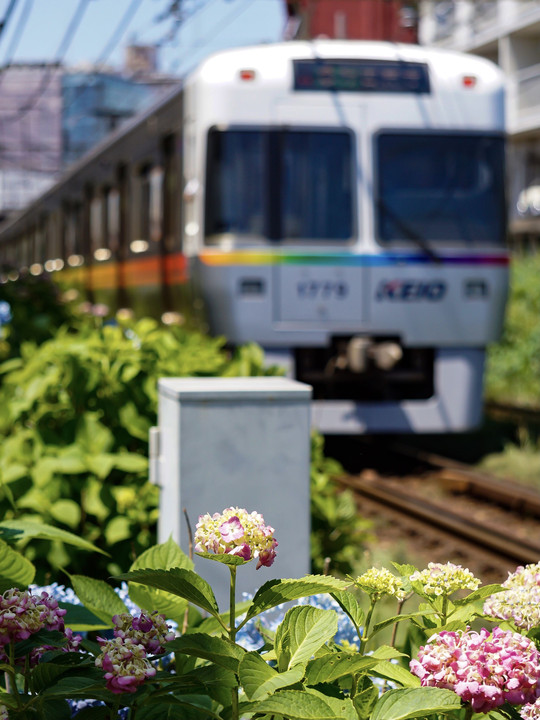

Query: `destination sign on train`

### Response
(293, 59, 431, 94)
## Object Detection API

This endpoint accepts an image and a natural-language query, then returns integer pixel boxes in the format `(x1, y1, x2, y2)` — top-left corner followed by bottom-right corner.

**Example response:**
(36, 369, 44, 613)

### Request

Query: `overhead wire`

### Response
(167, 0, 259, 75)
(0, 0, 19, 40)
(0, 0, 34, 69)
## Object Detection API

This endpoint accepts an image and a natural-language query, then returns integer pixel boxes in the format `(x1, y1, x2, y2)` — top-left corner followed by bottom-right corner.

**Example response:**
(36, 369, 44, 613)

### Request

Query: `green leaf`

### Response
(50, 499, 81, 529)
(69, 575, 128, 626)
(75, 413, 114, 455)
(69, 707, 109, 720)
(59, 602, 110, 632)
(372, 610, 436, 636)
(370, 687, 463, 720)
(275, 606, 338, 671)
(31, 662, 73, 693)
(85, 453, 116, 479)
(128, 537, 193, 622)
(452, 584, 504, 607)
(111, 452, 148, 473)
(0, 536, 35, 586)
(354, 676, 380, 720)
(370, 660, 421, 688)
(140, 696, 221, 720)
(119, 402, 151, 441)
(330, 590, 364, 633)
(305, 651, 382, 685)
(105, 515, 132, 545)
(240, 652, 305, 701)
(131, 536, 194, 572)
(36, 698, 72, 720)
(243, 575, 351, 625)
(41, 675, 107, 698)
(116, 568, 220, 618)
(250, 688, 357, 720)
(167, 633, 244, 671)
(0, 519, 107, 555)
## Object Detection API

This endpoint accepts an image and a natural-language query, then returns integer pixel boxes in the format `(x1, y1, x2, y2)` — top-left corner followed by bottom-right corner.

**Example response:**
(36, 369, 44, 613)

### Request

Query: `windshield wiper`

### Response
(377, 198, 442, 264)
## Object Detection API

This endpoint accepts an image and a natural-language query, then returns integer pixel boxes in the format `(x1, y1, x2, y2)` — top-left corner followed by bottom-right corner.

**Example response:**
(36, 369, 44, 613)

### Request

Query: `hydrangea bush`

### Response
(2, 510, 540, 720)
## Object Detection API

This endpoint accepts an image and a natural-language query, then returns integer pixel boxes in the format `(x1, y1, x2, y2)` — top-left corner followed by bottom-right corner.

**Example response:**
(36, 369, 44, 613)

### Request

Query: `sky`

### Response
(0, 0, 286, 77)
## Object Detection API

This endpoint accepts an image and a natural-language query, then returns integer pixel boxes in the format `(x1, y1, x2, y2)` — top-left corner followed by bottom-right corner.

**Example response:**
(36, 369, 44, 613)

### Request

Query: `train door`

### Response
(271, 104, 367, 328)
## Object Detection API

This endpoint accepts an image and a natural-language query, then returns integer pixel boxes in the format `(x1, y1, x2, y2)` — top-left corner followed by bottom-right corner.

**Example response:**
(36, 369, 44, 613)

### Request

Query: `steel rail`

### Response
(338, 473, 540, 565)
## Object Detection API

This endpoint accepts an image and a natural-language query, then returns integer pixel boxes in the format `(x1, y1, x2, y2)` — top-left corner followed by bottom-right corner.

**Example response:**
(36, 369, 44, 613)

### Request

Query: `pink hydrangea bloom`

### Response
(95, 636, 156, 694)
(521, 697, 540, 719)
(410, 626, 540, 713)
(29, 626, 83, 667)
(112, 611, 175, 655)
(194, 507, 278, 569)
(0, 589, 67, 646)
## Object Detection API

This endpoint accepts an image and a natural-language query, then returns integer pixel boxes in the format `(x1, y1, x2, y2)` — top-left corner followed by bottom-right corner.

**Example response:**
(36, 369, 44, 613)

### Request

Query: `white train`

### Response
(0, 41, 509, 434)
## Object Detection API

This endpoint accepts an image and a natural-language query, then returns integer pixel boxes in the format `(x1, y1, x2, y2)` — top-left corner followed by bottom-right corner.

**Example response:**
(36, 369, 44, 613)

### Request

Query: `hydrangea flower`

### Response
(194, 507, 278, 569)
(0, 588, 67, 646)
(484, 563, 540, 630)
(410, 562, 480, 597)
(29, 626, 83, 667)
(112, 611, 175, 654)
(0, 300, 11, 326)
(410, 626, 540, 713)
(95, 636, 156, 694)
(355, 567, 406, 601)
(521, 697, 540, 720)
(0, 704, 8, 720)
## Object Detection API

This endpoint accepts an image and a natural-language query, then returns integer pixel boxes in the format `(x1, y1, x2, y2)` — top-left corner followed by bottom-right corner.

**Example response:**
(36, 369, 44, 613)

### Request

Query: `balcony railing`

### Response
(517, 63, 540, 115)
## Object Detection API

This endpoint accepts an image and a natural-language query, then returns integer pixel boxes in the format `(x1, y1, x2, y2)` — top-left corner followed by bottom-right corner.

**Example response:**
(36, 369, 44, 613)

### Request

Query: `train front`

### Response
(186, 41, 509, 434)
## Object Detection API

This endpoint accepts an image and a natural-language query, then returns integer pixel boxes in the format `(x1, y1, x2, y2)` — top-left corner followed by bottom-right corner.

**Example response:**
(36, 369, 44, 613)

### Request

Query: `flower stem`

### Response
(359, 599, 377, 654)
(229, 565, 239, 720)
(441, 595, 449, 626)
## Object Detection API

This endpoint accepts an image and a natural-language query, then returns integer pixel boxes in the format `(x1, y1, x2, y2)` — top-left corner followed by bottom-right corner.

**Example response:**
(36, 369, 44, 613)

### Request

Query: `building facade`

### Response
(0, 47, 177, 218)
(284, 0, 417, 42)
(418, 0, 540, 247)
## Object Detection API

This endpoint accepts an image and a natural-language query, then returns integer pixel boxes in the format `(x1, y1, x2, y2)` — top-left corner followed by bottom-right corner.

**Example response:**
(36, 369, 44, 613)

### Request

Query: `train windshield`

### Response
(376, 133, 506, 247)
(205, 128, 354, 243)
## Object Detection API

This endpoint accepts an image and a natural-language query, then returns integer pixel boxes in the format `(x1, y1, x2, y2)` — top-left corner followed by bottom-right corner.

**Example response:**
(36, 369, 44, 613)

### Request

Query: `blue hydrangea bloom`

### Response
(0, 300, 12, 326)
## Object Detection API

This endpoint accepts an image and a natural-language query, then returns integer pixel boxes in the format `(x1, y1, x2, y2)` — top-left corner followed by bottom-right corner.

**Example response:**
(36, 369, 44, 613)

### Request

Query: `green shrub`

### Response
(0, 316, 279, 582)
(310, 432, 373, 576)
(0, 271, 73, 361)
(485, 252, 540, 406)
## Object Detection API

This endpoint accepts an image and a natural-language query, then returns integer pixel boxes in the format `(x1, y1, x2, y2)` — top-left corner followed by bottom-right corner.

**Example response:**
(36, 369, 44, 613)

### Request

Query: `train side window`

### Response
(130, 166, 151, 255)
(107, 189, 120, 254)
(65, 204, 84, 267)
(149, 166, 164, 244)
(90, 195, 109, 261)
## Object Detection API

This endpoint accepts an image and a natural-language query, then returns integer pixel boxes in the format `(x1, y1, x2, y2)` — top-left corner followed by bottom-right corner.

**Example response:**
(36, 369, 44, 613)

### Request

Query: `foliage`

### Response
(0, 270, 74, 362)
(2, 512, 538, 720)
(0, 315, 280, 582)
(485, 252, 540, 407)
(310, 433, 373, 576)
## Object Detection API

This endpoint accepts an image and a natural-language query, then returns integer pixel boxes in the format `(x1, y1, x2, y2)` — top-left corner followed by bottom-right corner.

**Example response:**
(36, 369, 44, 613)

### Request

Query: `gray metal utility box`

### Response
(152, 377, 312, 611)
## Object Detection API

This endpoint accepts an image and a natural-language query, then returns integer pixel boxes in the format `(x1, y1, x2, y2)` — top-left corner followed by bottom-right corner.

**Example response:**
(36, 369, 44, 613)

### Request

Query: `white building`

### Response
(419, 0, 540, 246)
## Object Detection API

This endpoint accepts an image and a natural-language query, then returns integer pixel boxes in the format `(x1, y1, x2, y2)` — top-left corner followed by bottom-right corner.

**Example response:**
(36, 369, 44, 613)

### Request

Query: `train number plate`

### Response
(297, 280, 349, 299)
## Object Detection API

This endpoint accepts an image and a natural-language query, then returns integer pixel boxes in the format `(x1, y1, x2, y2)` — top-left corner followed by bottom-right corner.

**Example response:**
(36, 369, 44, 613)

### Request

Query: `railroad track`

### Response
(484, 400, 540, 426)
(336, 443, 540, 584)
